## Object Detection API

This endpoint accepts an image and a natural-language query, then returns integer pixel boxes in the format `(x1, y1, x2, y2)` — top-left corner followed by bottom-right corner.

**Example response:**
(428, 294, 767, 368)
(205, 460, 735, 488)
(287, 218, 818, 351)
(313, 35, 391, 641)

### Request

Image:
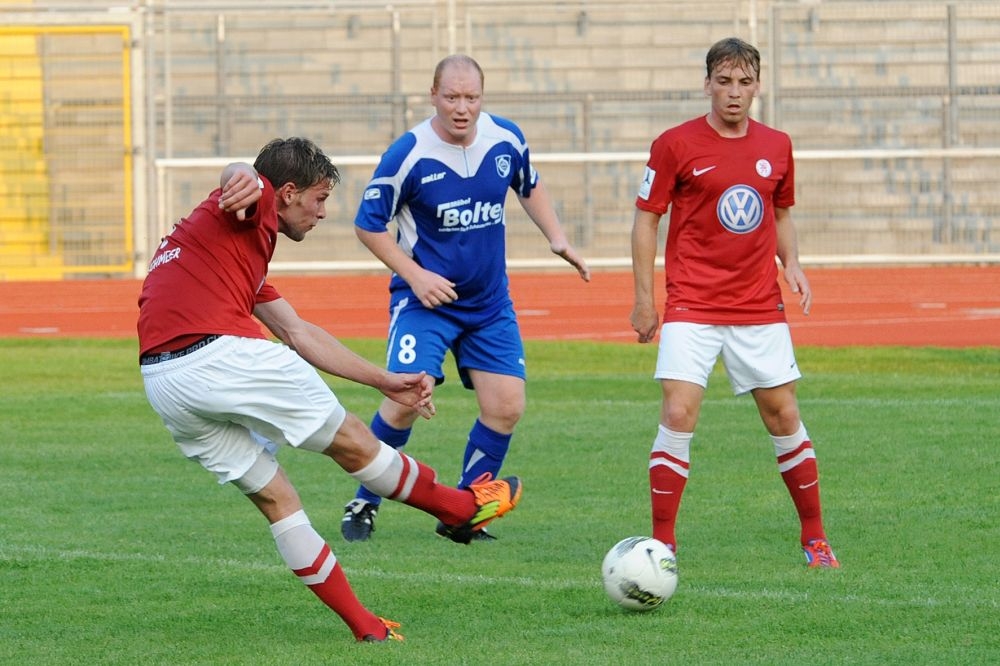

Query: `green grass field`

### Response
(1, 338, 998, 665)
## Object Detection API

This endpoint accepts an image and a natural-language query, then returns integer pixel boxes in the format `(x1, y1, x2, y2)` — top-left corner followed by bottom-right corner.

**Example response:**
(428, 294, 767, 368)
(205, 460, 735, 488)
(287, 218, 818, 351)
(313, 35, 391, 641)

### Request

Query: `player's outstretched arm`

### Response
(517, 180, 591, 282)
(254, 298, 435, 418)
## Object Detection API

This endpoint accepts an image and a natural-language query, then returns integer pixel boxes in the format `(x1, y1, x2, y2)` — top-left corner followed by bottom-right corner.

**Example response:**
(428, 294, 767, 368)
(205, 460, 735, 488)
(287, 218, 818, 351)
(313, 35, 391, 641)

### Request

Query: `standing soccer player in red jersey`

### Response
(630, 38, 839, 568)
(137, 137, 522, 643)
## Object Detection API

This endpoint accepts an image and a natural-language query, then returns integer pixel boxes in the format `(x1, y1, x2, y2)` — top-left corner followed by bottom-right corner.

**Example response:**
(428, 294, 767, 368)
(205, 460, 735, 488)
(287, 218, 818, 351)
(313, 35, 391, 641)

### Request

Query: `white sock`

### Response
(270, 510, 336, 584)
(350, 441, 419, 501)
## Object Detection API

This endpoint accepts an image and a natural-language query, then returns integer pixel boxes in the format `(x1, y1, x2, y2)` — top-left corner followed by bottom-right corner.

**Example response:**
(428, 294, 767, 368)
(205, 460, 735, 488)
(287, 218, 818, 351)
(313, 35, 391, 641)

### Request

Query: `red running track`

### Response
(1, 266, 998, 347)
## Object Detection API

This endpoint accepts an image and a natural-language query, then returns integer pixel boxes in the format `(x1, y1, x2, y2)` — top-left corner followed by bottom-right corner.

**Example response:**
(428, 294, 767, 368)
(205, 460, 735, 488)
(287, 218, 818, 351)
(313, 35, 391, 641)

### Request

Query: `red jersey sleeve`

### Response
(255, 282, 281, 304)
(635, 131, 680, 215)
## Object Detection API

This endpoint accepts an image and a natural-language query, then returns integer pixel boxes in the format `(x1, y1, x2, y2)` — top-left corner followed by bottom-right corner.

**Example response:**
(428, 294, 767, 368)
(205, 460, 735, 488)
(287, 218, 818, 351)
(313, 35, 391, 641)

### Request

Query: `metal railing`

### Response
(155, 144, 1000, 273)
(1, 0, 998, 279)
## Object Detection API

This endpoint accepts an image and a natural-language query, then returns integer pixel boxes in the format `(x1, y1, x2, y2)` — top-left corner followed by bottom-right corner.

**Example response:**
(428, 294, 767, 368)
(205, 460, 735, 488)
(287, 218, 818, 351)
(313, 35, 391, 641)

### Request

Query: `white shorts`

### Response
(654, 322, 801, 395)
(141, 335, 346, 490)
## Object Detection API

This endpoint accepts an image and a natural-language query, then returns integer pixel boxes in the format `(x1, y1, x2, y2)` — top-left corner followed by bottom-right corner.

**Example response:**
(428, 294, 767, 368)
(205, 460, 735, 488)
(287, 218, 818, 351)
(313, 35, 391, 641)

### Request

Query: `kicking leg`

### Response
(341, 402, 417, 542)
(238, 458, 394, 641)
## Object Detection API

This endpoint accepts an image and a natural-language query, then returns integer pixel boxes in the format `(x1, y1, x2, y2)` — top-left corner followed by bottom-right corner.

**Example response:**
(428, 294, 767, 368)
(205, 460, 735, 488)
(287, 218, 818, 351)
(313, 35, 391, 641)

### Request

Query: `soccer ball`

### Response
(601, 536, 678, 611)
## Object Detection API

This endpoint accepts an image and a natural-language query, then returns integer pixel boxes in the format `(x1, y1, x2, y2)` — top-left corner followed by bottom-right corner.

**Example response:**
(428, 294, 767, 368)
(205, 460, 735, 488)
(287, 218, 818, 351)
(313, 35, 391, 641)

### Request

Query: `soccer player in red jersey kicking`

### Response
(137, 137, 522, 643)
(629, 38, 839, 569)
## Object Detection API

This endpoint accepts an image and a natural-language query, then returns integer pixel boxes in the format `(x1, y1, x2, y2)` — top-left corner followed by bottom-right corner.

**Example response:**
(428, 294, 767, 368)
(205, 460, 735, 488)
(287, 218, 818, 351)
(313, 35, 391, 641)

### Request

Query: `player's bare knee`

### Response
(505, 397, 527, 424)
(757, 402, 801, 436)
(662, 403, 698, 431)
(479, 389, 524, 429)
(245, 467, 304, 523)
(481, 405, 523, 432)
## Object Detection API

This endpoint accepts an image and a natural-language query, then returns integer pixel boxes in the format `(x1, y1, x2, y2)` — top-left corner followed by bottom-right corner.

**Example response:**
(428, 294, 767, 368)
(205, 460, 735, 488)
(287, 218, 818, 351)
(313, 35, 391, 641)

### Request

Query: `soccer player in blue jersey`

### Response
(342, 54, 590, 543)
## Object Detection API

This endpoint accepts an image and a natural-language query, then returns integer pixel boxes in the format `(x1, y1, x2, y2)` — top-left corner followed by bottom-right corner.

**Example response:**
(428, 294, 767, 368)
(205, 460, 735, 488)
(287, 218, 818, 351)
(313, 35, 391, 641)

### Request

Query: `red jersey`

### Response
(636, 116, 795, 325)
(137, 178, 282, 355)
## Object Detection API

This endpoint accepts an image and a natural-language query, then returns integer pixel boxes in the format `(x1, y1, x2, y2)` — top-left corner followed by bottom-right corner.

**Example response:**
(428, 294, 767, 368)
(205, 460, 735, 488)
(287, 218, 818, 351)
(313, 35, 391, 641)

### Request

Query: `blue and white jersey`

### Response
(355, 112, 537, 310)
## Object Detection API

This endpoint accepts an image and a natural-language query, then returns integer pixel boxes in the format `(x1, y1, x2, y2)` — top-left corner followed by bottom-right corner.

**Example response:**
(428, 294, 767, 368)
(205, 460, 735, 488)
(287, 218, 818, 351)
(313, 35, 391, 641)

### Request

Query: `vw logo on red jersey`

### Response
(716, 184, 764, 234)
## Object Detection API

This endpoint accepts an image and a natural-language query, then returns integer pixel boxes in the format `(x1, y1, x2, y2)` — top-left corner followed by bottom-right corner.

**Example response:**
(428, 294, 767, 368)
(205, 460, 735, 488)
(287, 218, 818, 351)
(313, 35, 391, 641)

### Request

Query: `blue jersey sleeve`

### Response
(355, 132, 419, 232)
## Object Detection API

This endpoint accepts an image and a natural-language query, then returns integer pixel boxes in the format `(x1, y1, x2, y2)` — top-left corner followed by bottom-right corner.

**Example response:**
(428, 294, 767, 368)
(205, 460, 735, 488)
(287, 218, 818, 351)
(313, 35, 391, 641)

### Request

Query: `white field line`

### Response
(1, 543, 996, 610)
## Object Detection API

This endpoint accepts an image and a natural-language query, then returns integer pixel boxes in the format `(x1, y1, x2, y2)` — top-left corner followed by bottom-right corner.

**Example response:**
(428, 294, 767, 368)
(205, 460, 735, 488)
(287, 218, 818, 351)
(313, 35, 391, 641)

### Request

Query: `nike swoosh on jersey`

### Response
(692, 166, 717, 176)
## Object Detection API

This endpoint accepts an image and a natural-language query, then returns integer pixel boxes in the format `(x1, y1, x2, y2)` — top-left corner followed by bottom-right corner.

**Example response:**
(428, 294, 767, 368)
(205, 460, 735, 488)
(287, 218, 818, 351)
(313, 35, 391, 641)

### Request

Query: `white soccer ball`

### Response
(601, 536, 678, 611)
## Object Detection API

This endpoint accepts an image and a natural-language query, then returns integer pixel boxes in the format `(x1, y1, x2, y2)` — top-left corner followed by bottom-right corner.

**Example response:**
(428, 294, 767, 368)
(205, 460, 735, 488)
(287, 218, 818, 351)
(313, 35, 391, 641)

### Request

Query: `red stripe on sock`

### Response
(389, 453, 411, 499)
(776, 440, 813, 465)
(650, 450, 690, 471)
(292, 543, 331, 578)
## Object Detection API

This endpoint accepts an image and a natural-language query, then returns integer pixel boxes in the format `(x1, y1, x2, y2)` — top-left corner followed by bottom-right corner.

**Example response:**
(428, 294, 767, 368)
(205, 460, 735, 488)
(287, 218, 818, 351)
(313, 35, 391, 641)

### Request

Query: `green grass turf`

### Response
(1, 338, 998, 665)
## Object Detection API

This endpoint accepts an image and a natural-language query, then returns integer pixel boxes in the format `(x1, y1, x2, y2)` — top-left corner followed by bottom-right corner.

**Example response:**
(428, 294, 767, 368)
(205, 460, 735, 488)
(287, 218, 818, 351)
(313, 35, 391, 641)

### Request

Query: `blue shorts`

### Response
(384, 292, 526, 389)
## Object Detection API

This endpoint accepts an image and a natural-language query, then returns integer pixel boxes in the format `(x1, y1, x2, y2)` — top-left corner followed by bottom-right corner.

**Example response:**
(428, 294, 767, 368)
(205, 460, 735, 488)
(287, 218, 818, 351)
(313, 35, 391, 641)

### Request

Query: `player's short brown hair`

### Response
(254, 137, 340, 192)
(706, 37, 761, 81)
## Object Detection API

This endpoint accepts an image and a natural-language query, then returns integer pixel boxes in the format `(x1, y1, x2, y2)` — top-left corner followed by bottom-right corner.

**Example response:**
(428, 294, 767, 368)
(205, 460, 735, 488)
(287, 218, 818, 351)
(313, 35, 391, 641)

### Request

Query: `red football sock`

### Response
(649, 464, 687, 551)
(776, 438, 826, 545)
(649, 426, 691, 552)
(350, 444, 475, 526)
(393, 458, 475, 525)
(299, 551, 386, 640)
(271, 511, 385, 640)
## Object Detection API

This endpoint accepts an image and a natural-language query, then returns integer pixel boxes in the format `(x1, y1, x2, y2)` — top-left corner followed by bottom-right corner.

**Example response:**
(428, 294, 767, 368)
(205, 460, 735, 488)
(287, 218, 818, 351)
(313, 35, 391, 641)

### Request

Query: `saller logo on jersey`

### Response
(437, 198, 504, 228)
(716, 184, 764, 234)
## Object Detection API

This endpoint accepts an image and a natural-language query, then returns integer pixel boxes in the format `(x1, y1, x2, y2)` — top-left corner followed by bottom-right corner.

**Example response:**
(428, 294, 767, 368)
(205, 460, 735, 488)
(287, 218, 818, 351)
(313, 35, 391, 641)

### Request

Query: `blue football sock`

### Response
(458, 419, 512, 488)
